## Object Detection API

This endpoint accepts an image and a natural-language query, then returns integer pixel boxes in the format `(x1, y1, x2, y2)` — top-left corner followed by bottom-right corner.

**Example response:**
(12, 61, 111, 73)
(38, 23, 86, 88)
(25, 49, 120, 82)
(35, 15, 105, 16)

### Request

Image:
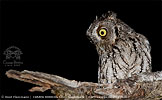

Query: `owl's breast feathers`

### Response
(98, 32, 152, 84)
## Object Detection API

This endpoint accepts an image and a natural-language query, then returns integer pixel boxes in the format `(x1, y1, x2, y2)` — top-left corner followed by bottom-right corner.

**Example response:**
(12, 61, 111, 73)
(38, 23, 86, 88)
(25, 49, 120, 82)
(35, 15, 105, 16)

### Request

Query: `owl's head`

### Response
(87, 11, 119, 46)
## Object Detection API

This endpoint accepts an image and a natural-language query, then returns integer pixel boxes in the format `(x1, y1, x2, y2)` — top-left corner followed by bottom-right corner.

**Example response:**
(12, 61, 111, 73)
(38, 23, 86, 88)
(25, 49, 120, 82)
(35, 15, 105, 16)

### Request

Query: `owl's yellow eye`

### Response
(99, 28, 107, 37)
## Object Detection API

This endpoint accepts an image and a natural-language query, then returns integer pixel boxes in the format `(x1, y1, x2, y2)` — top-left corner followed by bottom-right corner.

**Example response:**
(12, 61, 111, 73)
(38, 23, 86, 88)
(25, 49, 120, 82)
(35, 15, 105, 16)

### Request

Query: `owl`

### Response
(86, 11, 152, 84)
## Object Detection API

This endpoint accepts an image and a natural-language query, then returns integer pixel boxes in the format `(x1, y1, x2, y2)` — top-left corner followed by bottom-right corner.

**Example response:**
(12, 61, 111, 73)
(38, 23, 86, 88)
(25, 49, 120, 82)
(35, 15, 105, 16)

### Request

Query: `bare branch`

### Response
(6, 70, 162, 100)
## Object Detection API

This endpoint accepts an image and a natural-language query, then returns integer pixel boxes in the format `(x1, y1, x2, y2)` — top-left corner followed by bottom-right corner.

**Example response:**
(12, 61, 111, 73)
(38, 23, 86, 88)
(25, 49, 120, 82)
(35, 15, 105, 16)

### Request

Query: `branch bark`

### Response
(6, 70, 162, 100)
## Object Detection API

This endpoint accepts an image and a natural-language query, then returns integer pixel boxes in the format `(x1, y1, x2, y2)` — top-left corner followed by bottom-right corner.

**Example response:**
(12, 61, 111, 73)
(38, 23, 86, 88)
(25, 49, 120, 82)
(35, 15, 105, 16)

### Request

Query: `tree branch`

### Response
(6, 70, 162, 100)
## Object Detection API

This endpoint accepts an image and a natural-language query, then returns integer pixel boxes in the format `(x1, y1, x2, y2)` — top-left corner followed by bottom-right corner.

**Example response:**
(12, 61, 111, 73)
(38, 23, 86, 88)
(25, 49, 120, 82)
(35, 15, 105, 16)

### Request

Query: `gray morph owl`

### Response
(86, 11, 151, 84)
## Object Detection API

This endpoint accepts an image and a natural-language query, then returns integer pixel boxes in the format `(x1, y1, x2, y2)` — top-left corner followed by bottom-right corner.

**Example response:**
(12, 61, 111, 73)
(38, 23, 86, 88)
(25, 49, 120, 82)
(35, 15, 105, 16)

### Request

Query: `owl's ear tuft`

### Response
(107, 11, 117, 19)
(96, 16, 98, 20)
(98, 11, 117, 21)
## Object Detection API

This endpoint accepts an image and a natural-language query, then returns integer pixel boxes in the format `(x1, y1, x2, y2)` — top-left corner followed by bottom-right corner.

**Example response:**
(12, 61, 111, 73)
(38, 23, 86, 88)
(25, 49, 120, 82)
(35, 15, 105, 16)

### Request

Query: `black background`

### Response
(0, 0, 161, 98)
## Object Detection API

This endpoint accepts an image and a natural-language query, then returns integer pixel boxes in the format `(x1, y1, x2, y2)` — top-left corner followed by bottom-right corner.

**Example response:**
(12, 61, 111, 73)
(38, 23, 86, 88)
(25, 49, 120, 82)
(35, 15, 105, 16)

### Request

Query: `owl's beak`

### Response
(86, 27, 98, 44)
(86, 34, 93, 43)
(87, 34, 98, 45)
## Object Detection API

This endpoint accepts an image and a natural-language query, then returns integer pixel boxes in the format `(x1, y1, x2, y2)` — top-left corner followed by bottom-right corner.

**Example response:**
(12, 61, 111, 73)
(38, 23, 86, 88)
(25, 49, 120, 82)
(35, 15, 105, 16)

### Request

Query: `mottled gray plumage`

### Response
(87, 11, 152, 84)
